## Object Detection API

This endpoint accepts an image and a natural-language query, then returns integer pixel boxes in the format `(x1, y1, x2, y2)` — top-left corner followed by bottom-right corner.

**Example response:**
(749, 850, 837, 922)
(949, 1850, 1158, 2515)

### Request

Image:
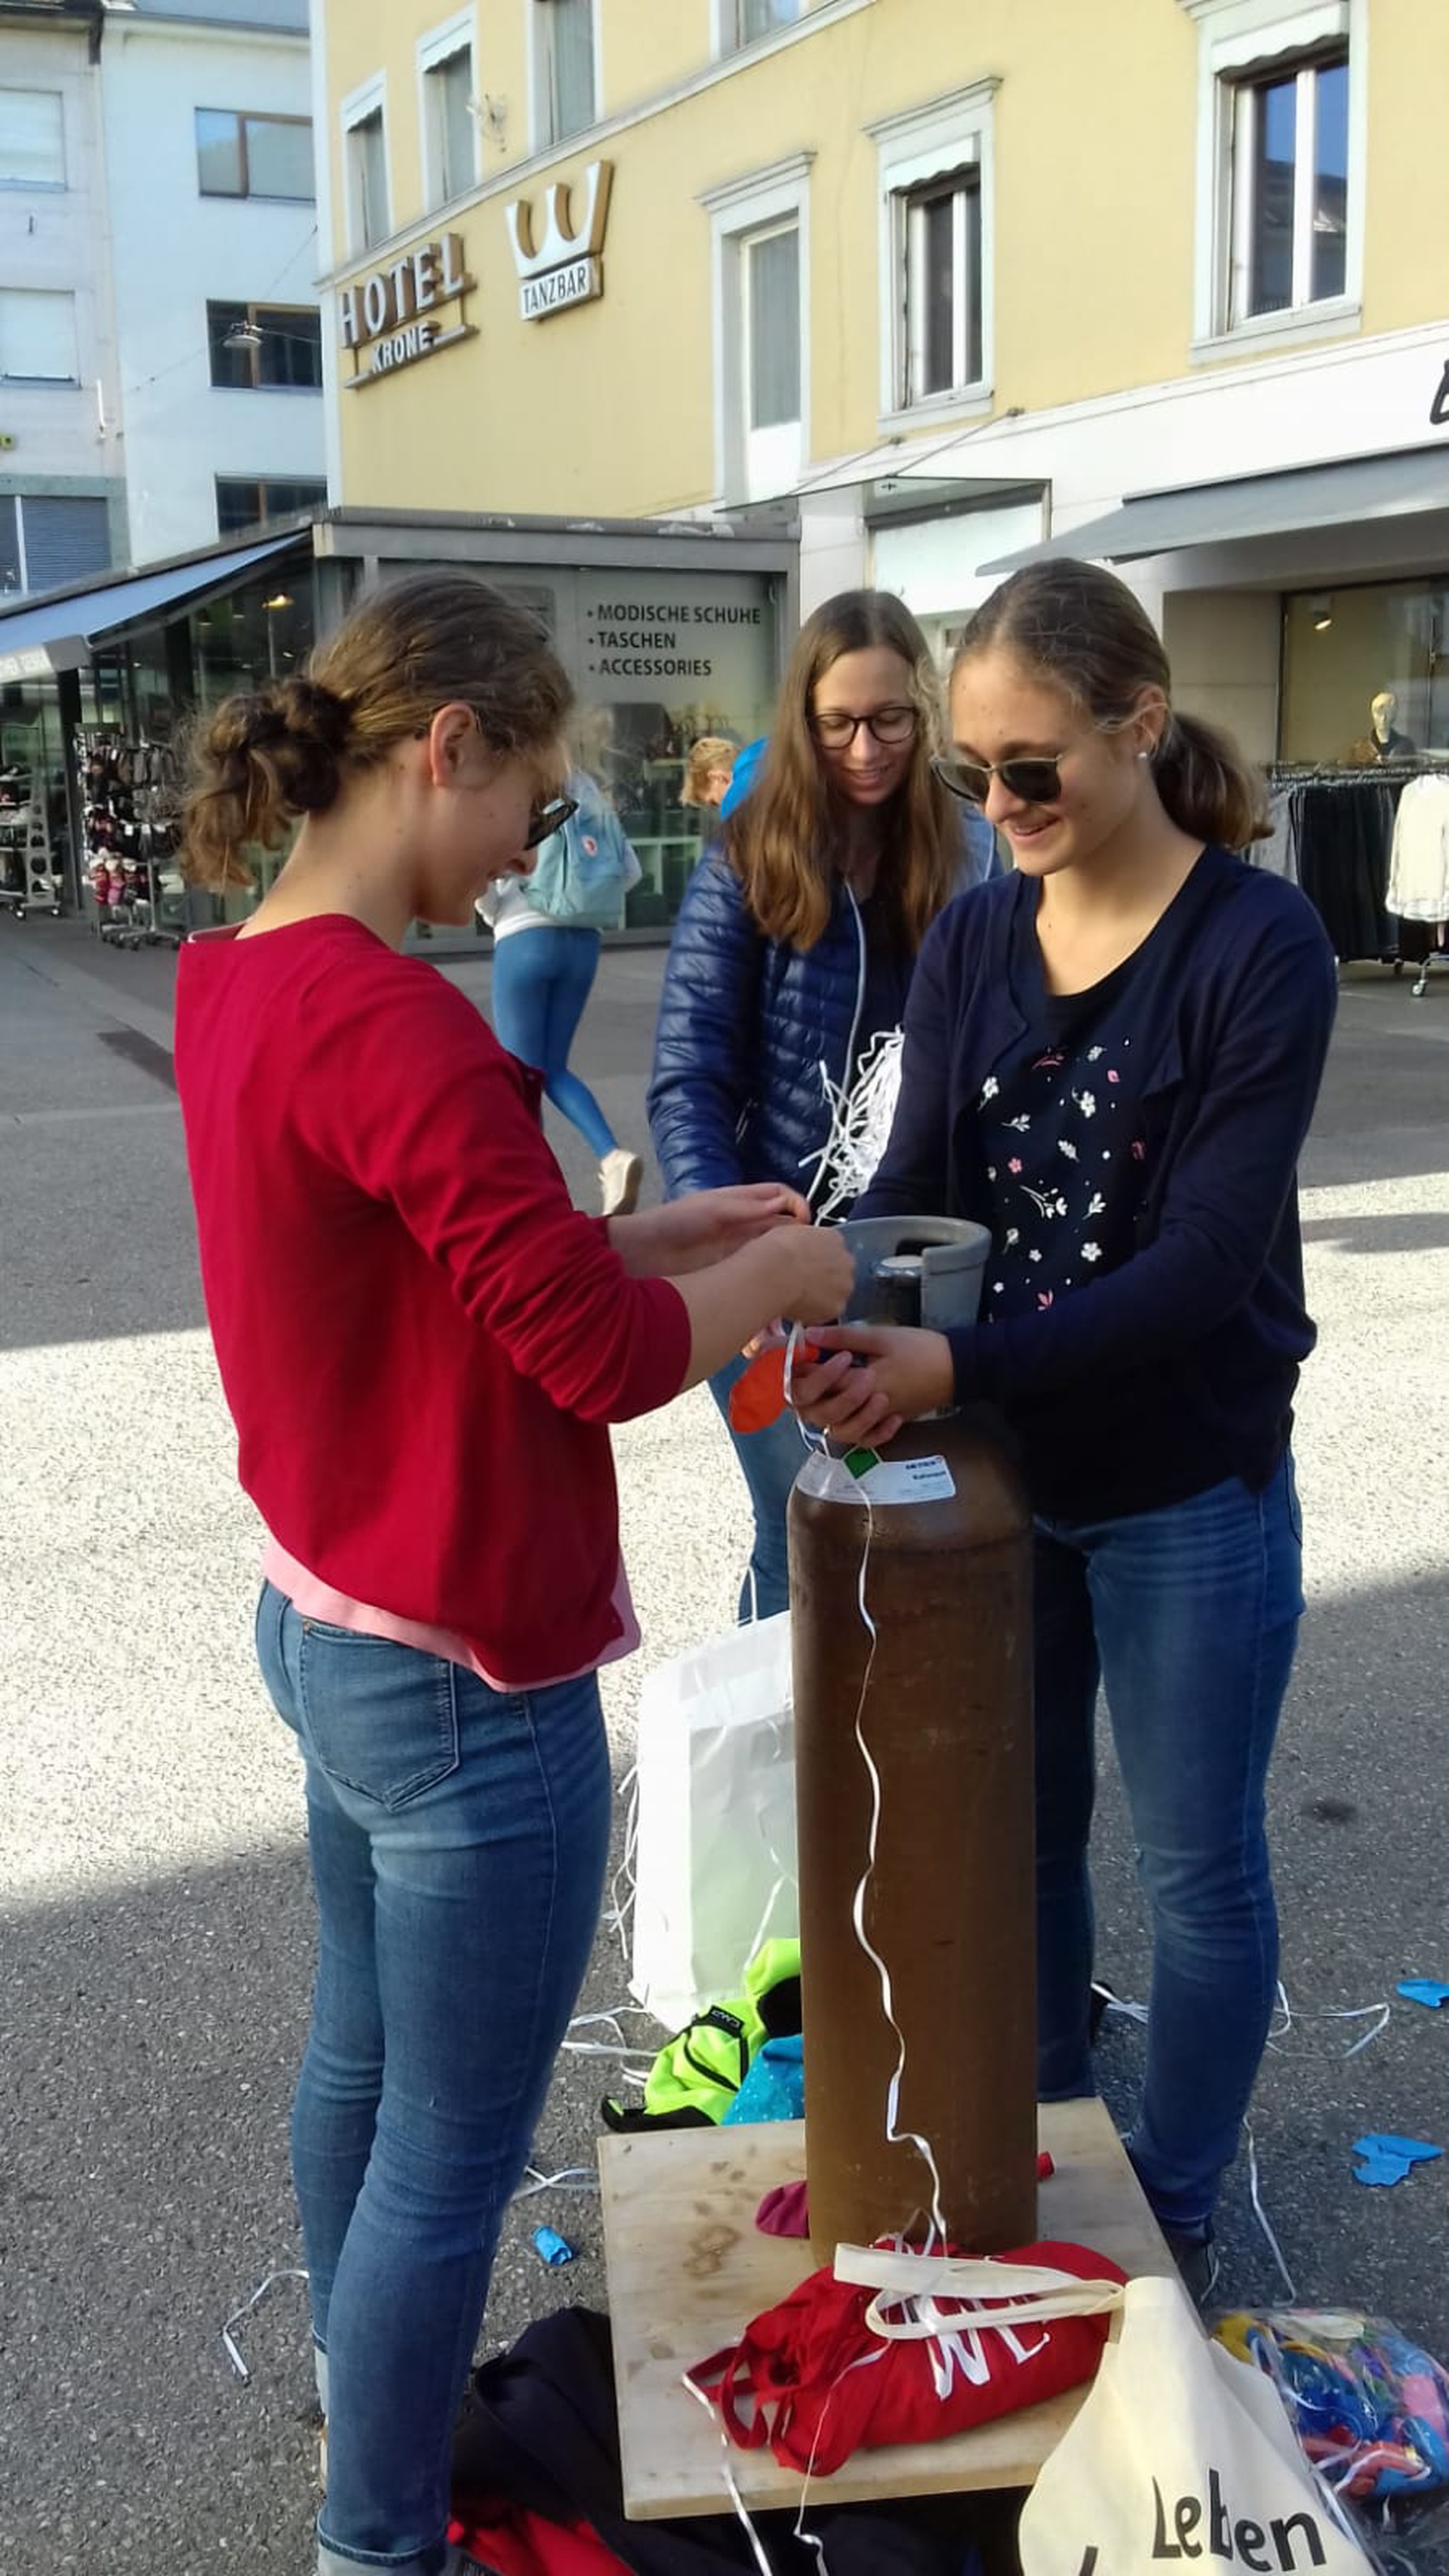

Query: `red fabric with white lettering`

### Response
(689, 2240, 1127, 2476)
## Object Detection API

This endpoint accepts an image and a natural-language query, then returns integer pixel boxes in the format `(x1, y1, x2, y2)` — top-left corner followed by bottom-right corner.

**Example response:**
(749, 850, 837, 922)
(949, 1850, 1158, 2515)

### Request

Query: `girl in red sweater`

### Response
(174, 574, 851, 2576)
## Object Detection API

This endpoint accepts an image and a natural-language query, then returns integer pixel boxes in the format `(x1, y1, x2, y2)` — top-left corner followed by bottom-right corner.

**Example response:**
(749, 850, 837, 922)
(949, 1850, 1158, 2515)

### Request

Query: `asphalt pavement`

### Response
(2, 912, 1447, 2574)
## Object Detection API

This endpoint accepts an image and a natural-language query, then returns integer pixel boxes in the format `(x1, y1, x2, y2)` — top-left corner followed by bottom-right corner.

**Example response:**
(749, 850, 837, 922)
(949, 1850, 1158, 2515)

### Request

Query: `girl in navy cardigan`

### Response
(793, 559, 1337, 2297)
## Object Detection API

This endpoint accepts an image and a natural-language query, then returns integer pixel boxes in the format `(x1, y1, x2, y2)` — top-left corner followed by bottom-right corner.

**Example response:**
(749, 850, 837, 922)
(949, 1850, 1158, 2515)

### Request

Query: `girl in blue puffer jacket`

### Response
(647, 587, 997, 1618)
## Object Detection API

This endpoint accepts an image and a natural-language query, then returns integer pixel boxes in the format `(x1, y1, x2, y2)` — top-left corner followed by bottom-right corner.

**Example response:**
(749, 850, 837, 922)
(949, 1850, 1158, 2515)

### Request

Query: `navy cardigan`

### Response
(856, 849, 1339, 1516)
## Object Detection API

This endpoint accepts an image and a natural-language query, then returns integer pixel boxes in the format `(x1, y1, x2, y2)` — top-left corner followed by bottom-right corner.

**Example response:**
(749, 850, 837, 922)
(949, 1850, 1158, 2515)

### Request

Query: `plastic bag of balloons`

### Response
(1215, 2308, 1449, 2501)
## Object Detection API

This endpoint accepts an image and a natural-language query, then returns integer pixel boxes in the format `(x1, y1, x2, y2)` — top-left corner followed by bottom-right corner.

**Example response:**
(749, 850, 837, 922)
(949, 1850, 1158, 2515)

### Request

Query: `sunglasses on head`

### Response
(812, 703, 918, 749)
(523, 793, 578, 850)
(931, 750, 1066, 808)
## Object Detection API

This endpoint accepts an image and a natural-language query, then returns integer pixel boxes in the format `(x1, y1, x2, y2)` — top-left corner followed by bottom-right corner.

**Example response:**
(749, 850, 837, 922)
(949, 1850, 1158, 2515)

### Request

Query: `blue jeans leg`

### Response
(1033, 1457, 1303, 2236)
(254, 1583, 612, 2574)
(490, 926, 617, 1160)
(708, 1351, 807, 1621)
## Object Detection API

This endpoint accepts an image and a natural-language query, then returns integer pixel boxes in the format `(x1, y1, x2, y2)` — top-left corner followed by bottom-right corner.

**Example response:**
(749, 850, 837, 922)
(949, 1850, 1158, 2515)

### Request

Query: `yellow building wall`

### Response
(323, 0, 1449, 521)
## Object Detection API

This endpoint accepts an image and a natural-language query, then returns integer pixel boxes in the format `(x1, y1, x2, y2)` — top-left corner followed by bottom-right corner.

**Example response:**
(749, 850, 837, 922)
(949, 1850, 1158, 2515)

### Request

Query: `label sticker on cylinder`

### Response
(856, 1454, 957, 1504)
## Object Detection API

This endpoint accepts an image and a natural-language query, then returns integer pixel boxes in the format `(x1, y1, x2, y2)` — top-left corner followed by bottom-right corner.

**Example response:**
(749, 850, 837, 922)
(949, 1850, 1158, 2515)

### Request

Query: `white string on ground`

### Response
(511, 2164, 599, 2202)
(681, 2375, 780, 2574)
(1265, 1981, 1391, 2060)
(223, 2265, 309, 2382)
(1243, 2122, 1297, 2300)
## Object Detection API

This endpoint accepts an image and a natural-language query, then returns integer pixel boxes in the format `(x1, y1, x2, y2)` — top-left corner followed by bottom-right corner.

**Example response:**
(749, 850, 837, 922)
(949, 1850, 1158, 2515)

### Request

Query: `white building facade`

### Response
(0, 0, 323, 596)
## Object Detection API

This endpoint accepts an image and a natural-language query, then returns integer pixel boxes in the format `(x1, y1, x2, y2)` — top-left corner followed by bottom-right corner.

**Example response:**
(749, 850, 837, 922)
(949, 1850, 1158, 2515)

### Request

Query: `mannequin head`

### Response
(1371, 691, 1398, 740)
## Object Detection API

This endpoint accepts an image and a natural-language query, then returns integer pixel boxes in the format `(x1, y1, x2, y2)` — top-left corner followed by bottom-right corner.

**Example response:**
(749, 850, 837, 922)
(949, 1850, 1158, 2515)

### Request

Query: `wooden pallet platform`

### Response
(600, 2097, 1175, 2520)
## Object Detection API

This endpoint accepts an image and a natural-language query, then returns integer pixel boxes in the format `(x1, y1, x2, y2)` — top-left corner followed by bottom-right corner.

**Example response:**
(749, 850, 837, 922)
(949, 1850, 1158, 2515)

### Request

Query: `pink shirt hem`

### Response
(260, 1535, 638, 1692)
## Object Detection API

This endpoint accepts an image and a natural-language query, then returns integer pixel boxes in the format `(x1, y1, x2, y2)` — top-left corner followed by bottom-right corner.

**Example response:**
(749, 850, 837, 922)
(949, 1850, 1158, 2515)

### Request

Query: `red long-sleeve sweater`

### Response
(174, 916, 691, 1687)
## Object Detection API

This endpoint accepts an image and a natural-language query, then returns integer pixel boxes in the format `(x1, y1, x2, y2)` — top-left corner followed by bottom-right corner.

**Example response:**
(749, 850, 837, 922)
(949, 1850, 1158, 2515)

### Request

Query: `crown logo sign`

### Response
(506, 160, 614, 319)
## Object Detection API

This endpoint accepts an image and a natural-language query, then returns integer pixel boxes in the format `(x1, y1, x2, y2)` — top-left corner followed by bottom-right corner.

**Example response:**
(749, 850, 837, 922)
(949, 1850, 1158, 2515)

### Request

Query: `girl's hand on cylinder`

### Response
(790, 1325, 954, 1447)
(611, 1183, 811, 1277)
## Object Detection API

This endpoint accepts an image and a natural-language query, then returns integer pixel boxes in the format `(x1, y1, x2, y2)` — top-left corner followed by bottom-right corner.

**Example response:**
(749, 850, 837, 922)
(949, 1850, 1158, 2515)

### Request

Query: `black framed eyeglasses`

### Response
(931, 750, 1066, 808)
(811, 703, 919, 749)
(523, 794, 578, 850)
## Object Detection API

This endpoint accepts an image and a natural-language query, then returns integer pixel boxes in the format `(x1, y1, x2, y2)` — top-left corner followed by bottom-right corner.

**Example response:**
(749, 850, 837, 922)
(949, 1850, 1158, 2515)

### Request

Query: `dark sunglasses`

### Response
(932, 750, 1065, 808)
(523, 794, 577, 850)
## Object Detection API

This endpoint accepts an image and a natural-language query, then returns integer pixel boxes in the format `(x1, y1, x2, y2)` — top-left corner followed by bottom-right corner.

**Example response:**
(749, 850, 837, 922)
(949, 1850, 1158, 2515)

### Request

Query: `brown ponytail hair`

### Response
(952, 559, 1269, 849)
(724, 588, 960, 952)
(183, 573, 573, 891)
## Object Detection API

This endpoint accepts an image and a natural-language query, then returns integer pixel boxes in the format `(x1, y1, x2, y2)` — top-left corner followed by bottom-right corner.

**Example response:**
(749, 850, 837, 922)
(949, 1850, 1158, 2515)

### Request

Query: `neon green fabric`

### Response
(641, 1939, 801, 2124)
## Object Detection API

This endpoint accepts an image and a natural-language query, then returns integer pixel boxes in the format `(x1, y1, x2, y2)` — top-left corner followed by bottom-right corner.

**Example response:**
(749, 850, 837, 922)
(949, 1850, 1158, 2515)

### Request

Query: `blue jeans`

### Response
(1033, 1456, 1303, 2236)
(709, 1350, 807, 1620)
(255, 1584, 612, 2574)
(489, 925, 617, 1160)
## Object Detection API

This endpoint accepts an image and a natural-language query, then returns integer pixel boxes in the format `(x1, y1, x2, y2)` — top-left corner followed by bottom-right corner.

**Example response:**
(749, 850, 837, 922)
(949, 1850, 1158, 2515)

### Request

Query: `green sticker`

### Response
(844, 1447, 881, 1479)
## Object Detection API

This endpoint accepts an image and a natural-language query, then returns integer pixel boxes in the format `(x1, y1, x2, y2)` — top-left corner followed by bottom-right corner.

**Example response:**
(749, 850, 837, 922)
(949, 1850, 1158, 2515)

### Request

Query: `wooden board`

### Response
(600, 2099, 1176, 2520)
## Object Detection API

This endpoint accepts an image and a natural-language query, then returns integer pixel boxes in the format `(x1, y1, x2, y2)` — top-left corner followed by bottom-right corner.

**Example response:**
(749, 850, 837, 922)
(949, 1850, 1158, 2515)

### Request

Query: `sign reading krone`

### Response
(339, 232, 475, 383)
(506, 162, 613, 321)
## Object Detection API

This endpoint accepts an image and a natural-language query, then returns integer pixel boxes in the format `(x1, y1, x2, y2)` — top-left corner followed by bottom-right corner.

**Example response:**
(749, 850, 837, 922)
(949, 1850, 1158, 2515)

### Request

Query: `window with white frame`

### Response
(869, 86, 995, 423)
(534, 0, 595, 150)
(720, 0, 804, 52)
(420, 18, 476, 208)
(1225, 47, 1348, 325)
(0, 88, 65, 189)
(343, 86, 389, 253)
(701, 156, 811, 503)
(1180, 0, 1364, 347)
(0, 288, 78, 383)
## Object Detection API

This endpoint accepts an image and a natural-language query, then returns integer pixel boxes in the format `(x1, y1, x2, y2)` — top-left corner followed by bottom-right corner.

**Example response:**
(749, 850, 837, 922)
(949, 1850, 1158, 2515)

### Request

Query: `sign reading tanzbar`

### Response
(339, 233, 476, 386)
(506, 162, 613, 322)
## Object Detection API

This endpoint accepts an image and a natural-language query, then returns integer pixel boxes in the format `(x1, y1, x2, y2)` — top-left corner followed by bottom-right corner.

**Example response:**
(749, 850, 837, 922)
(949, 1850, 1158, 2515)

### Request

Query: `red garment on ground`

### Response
(175, 920, 689, 1687)
(448, 2499, 630, 2574)
(691, 2239, 1126, 2475)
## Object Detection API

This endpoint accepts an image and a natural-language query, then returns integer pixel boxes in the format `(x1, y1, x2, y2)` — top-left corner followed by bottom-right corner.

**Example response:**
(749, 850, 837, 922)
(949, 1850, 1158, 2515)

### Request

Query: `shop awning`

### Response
(980, 446, 1449, 573)
(0, 533, 302, 685)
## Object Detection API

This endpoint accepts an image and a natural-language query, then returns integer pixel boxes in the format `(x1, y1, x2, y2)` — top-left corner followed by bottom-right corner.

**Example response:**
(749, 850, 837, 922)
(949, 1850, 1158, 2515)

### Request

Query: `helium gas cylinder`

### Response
(789, 1216, 1038, 2261)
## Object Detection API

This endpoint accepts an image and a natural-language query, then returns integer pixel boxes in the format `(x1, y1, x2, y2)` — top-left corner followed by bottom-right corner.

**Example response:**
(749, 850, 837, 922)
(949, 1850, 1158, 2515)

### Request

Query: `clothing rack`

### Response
(1263, 762, 1448, 991)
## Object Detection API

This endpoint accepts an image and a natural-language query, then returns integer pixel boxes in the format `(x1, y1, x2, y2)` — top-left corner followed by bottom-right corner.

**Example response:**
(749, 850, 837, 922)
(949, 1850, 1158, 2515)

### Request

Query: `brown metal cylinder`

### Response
(789, 1414, 1037, 2262)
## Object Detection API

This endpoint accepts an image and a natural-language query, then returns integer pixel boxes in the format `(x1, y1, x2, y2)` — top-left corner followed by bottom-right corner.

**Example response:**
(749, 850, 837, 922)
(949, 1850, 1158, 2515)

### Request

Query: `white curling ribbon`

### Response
(801, 1027, 905, 1222)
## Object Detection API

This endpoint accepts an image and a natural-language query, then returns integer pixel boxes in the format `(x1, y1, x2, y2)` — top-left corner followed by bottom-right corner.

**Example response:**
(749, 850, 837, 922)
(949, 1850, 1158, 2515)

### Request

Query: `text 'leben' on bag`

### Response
(629, 1611, 797, 2031)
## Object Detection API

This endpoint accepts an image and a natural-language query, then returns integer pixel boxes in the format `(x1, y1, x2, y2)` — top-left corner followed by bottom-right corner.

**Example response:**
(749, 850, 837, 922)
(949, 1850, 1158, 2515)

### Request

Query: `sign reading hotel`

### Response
(506, 162, 613, 322)
(339, 232, 476, 386)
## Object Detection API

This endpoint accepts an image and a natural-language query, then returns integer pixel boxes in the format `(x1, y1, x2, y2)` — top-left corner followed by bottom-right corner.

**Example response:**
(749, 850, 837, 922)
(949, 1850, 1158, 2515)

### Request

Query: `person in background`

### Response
(479, 763, 645, 1217)
(648, 587, 994, 1620)
(173, 573, 854, 2576)
(683, 734, 740, 811)
(791, 559, 1337, 2301)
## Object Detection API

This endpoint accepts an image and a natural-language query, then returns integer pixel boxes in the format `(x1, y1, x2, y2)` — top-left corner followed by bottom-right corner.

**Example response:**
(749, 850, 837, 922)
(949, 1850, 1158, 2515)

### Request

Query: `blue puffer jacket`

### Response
(648, 815, 999, 1204)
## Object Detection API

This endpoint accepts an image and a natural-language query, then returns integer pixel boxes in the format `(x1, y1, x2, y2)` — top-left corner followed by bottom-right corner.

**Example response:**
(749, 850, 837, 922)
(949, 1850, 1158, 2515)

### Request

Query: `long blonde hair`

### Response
(183, 574, 572, 890)
(724, 589, 959, 951)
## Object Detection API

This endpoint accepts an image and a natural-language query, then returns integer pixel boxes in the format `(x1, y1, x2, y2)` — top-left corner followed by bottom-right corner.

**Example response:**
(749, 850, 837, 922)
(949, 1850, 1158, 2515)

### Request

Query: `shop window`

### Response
(869, 86, 995, 426)
(1225, 50, 1347, 325)
(533, 0, 596, 150)
(215, 476, 327, 537)
(0, 88, 65, 190)
(0, 492, 109, 595)
(343, 86, 389, 253)
(0, 286, 77, 383)
(1280, 578, 1449, 766)
(208, 302, 323, 392)
(420, 20, 476, 208)
(701, 155, 811, 503)
(195, 108, 314, 202)
(1181, 0, 1364, 351)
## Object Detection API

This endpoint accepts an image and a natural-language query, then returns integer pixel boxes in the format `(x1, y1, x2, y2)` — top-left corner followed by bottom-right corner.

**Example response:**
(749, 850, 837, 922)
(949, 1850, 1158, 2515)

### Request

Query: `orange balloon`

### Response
(728, 1341, 821, 1433)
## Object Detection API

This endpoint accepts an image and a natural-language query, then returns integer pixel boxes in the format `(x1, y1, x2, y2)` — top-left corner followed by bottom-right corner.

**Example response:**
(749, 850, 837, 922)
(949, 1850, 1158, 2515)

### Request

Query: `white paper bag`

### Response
(1019, 2274, 1373, 2576)
(629, 1611, 797, 2030)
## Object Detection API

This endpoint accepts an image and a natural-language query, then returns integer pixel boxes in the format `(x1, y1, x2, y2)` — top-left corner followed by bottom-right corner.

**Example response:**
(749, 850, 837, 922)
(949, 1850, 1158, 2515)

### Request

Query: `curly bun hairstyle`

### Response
(953, 559, 1269, 851)
(183, 573, 574, 891)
